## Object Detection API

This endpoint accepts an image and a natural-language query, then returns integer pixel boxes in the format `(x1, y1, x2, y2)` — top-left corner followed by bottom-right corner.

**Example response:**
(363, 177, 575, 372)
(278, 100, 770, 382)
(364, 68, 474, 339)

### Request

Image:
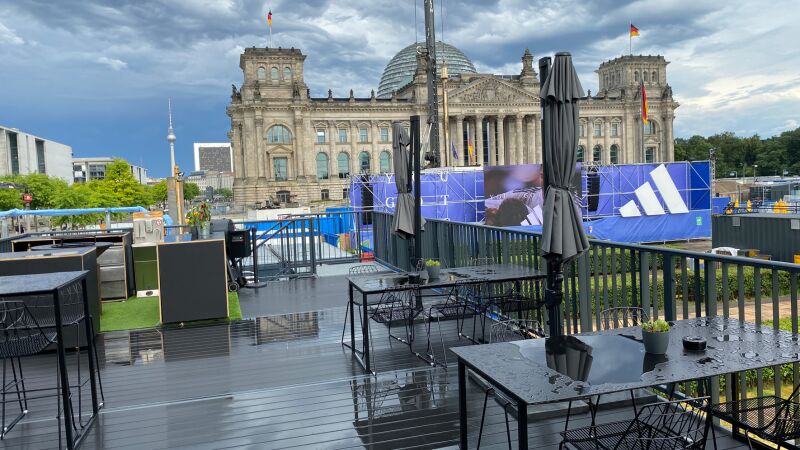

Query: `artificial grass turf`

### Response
(100, 291, 242, 332)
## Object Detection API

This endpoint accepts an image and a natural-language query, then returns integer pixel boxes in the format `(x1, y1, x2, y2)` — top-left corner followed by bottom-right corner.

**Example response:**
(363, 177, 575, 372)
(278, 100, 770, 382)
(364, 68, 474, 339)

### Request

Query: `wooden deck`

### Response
(3, 275, 749, 449)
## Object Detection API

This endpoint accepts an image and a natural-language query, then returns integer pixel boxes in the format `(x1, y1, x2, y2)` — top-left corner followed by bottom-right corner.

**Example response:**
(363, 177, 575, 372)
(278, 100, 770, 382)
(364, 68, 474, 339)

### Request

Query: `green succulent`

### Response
(641, 319, 670, 333)
(425, 259, 441, 267)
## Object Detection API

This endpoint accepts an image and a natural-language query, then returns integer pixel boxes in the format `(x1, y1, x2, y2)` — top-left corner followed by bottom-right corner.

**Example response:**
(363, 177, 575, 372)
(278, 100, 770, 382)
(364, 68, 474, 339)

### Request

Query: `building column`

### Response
(515, 115, 524, 166)
(487, 119, 496, 166)
(475, 115, 485, 166)
(497, 116, 505, 165)
(254, 118, 266, 179)
(534, 115, 542, 165)
(586, 119, 594, 163)
(664, 114, 674, 162)
(456, 115, 465, 166)
(371, 120, 379, 172)
(603, 118, 611, 164)
(526, 115, 536, 164)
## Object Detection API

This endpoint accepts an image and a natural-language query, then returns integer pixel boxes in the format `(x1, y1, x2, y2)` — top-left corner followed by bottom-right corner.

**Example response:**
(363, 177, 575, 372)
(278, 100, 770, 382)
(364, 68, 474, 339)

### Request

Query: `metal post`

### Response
(250, 227, 259, 284)
(423, 0, 440, 167)
(411, 115, 422, 268)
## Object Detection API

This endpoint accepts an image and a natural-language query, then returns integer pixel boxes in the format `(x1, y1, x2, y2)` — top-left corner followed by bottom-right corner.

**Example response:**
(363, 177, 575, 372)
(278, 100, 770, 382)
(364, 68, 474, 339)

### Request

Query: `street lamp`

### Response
(754, 164, 758, 181)
(730, 171, 737, 178)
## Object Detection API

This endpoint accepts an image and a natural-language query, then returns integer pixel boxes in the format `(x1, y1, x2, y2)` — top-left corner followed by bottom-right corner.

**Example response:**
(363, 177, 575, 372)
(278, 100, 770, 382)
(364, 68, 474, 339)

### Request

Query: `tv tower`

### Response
(166, 99, 184, 225)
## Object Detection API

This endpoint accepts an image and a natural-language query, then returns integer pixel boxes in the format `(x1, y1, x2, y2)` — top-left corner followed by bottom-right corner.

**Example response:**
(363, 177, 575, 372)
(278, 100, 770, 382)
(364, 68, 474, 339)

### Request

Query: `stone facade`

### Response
(227, 47, 678, 208)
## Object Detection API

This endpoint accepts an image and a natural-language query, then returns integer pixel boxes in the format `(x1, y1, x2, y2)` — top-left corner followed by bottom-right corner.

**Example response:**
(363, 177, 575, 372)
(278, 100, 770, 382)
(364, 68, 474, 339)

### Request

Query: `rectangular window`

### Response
(593, 123, 602, 137)
(611, 123, 619, 137)
(380, 127, 389, 143)
(7, 132, 19, 174)
(89, 164, 106, 180)
(338, 129, 347, 143)
(316, 129, 326, 144)
(342, 188, 349, 200)
(645, 147, 655, 163)
(359, 128, 368, 143)
(273, 157, 288, 181)
(35, 139, 46, 174)
(321, 189, 330, 200)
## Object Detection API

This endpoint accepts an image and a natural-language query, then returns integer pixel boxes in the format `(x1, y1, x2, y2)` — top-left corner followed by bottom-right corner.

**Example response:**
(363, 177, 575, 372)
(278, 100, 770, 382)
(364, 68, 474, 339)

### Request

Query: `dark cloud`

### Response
(0, 0, 797, 177)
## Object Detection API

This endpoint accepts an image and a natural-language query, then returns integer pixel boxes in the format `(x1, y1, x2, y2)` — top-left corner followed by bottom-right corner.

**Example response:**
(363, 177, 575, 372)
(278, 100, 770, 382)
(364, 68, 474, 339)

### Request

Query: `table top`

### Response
(452, 317, 800, 405)
(0, 270, 88, 296)
(348, 264, 546, 294)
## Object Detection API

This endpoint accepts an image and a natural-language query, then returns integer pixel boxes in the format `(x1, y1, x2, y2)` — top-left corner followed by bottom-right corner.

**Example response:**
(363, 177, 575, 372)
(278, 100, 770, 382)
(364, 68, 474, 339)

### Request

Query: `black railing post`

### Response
(309, 218, 317, 275)
(251, 227, 259, 284)
(663, 254, 675, 321)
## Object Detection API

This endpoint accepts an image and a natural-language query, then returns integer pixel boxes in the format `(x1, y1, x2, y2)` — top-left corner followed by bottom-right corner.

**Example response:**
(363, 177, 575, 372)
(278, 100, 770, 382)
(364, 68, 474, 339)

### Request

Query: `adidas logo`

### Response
(619, 164, 689, 217)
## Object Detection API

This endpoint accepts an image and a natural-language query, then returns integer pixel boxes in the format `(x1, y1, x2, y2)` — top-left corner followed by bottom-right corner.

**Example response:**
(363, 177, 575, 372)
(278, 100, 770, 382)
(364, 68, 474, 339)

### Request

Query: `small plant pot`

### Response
(642, 330, 670, 355)
(426, 265, 441, 279)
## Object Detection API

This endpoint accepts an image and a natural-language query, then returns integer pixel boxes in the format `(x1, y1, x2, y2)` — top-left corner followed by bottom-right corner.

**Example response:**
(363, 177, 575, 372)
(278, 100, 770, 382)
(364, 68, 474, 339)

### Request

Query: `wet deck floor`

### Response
(4, 274, 749, 449)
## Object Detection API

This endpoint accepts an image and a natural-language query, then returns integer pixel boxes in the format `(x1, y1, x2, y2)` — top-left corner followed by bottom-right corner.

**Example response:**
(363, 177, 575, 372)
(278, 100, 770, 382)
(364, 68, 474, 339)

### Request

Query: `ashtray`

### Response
(682, 336, 707, 352)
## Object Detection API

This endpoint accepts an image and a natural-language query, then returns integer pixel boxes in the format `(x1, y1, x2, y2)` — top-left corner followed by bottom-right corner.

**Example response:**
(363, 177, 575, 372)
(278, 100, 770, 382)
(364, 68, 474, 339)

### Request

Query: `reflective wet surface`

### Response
(3, 278, 747, 449)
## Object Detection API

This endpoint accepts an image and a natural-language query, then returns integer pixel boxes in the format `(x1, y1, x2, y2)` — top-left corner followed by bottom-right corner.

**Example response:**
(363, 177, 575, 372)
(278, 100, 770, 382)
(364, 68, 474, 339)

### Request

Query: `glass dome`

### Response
(377, 41, 477, 98)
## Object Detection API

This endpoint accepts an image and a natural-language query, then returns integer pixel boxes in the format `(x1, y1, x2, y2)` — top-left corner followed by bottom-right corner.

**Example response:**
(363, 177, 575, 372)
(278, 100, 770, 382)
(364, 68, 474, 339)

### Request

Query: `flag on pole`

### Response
(467, 138, 474, 164)
(451, 141, 458, 160)
(629, 24, 640, 37)
(640, 81, 649, 125)
(267, 10, 273, 27)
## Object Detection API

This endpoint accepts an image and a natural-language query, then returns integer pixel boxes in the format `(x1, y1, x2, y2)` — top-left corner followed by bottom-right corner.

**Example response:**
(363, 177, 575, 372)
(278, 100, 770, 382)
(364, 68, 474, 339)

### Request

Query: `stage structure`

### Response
(580, 161, 711, 219)
(349, 167, 484, 223)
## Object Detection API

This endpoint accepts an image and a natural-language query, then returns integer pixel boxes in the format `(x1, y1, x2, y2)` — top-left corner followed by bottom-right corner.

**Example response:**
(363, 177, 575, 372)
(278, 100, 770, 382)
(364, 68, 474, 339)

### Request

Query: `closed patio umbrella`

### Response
(391, 122, 424, 239)
(539, 52, 590, 337)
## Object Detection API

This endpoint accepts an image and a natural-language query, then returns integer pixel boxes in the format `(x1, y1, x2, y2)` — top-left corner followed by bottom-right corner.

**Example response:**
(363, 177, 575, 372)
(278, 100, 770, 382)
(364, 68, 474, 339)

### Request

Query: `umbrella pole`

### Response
(411, 115, 422, 269)
(545, 256, 564, 337)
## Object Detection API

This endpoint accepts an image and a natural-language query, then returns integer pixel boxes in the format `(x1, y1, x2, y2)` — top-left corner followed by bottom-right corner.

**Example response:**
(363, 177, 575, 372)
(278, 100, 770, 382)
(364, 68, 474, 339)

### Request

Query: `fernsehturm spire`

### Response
(167, 98, 177, 175)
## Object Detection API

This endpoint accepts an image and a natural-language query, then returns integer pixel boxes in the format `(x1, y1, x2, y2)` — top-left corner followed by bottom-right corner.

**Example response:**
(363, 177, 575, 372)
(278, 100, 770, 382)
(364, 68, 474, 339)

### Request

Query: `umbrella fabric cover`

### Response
(391, 122, 424, 238)
(539, 53, 589, 263)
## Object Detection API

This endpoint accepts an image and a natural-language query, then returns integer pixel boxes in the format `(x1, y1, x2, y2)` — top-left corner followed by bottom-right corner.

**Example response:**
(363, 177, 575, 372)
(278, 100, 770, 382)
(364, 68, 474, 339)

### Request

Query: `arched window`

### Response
(257, 67, 266, 80)
(634, 71, 639, 82)
(576, 145, 585, 162)
(610, 144, 619, 164)
(270, 67, 279, 80)
(267, 125, 291, 144)
(652, 71, 658, 83)
(645, 121, 657, 135)
(283, 67, 292, 80)
(379, 151, 391, 173)
(593, 145, 602, 162)
(358, 151, 370, 173)
(643, 71, 648, 82)
(316, 152, 329, 180)
(337, 152, 350, 178)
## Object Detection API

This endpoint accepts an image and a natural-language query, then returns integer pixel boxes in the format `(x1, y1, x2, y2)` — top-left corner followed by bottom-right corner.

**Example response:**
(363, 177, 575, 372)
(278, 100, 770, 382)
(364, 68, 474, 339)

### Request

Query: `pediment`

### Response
(266, 144, 293, 154)
(448, 77, 537, 104)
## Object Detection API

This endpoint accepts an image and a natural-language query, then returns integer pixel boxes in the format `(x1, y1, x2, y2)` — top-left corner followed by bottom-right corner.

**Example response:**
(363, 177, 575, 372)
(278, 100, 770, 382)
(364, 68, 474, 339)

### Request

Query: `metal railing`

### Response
(234, 211, 368, 281)
(372, 211, 800, 409)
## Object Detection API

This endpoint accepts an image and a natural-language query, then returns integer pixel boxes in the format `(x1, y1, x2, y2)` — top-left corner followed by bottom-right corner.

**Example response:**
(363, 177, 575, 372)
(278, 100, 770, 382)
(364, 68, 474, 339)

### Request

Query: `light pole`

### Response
(754, 164, 758, 182)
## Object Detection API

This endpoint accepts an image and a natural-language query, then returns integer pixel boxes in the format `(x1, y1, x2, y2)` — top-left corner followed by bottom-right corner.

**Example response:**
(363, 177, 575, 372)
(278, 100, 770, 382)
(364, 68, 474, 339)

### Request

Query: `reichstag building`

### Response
(227, 42, 678, 207)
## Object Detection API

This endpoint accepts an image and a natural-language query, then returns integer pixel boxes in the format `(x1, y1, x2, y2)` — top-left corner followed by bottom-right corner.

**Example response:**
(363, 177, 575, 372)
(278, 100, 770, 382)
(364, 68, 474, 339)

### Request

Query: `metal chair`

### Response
(369, 285, 433, 366)
(601, 306, 648, 330)
(341, 264, 382, 344)
(1, 300, 57, 440)
(424, 280, 475, 367)
(710, 382, 800, 450)
(488, 319, 542, 343)
(560, 397, 713, 450)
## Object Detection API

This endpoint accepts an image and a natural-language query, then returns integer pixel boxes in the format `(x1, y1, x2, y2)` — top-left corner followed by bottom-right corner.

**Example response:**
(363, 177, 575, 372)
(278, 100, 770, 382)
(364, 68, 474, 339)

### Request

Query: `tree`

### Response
(52, 184, 96, 227)
(93, 159, 148, 207)
(214, 188, 233, 199)
(149, 180, 168, 205)
(0, 187, 22, 210)
(183, 182, 200, 200)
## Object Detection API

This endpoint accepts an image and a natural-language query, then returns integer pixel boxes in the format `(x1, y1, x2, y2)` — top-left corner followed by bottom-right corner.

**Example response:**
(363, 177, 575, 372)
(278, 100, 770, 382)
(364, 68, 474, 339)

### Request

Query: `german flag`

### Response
(267, 10, 273, 27)
(630, 24, 640, 37)
(640, 81, 649, 125)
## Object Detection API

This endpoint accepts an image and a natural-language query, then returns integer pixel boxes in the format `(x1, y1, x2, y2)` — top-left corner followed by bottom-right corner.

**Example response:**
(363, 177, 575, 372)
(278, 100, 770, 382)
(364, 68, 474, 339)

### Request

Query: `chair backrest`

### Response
(349, 264, 380, 275)
(601, 307, 648, 330)
(0, 300, 51, 358)
(489, 319, 541, 343)
(617, 397, 710, 450)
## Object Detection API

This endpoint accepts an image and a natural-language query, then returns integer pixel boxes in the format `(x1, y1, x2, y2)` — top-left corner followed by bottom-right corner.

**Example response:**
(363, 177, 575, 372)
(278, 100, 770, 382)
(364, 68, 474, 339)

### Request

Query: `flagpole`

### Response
(629, 22, 632, 55)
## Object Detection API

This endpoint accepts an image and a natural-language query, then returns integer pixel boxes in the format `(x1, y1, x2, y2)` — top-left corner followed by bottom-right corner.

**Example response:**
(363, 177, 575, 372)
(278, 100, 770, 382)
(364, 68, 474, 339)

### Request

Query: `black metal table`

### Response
(0, 271, 102, 449)
(345, 264, 546, 374)
(452, 317, 800, 450)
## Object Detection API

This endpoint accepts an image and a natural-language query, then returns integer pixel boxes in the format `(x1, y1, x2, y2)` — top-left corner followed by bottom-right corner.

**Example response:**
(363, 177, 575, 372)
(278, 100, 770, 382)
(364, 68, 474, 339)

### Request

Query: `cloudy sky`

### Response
(1, 0, 798, 177)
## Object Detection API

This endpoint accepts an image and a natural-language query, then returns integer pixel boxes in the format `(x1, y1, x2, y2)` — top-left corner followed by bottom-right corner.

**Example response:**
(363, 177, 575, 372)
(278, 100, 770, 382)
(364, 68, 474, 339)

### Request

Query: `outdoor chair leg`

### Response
(477, 387, 494, 449)
(436, 316, 447, 367)
(89, 316, 105, 404)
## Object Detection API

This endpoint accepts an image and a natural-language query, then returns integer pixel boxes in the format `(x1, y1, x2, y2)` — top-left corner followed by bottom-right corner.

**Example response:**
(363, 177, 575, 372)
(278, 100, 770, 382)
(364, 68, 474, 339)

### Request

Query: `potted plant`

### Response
(186, 202, 212, 239)
(641, 319, 670, 355)
(425, 259, 441, 279)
